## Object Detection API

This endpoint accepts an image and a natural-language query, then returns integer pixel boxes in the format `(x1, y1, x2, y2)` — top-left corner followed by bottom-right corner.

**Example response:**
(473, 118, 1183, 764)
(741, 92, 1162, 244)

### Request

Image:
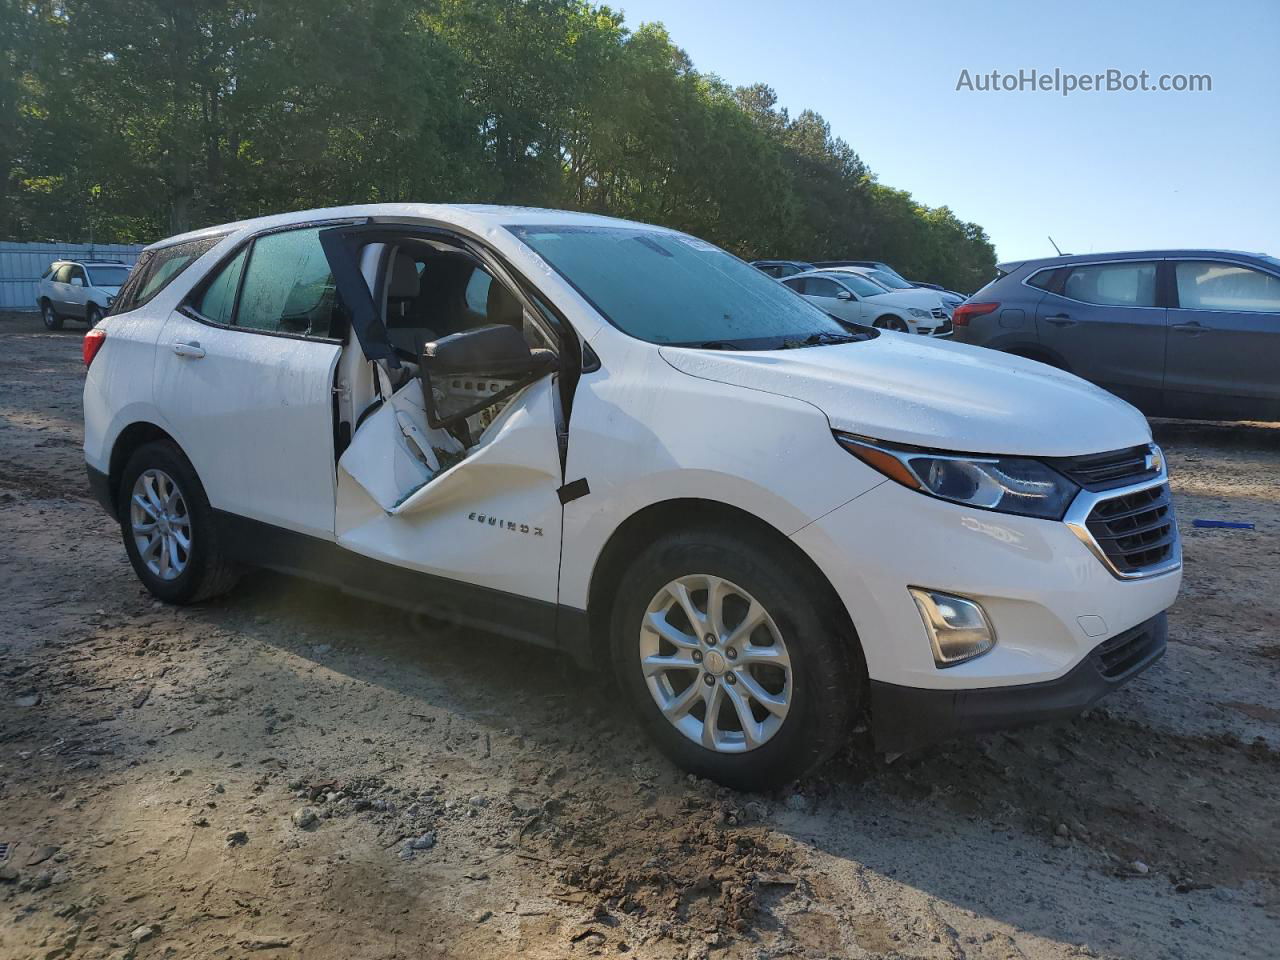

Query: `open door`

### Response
(320, 224, 567, 609)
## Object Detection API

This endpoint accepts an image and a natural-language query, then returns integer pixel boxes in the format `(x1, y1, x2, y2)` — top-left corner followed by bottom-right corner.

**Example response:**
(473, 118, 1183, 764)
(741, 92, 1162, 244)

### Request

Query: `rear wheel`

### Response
(118, 441, 239, 604)
(41, 300, 63, 331)
(873, 314, 908, 332)
(85, 303, 103, 328)
(610, 528, 860, 790)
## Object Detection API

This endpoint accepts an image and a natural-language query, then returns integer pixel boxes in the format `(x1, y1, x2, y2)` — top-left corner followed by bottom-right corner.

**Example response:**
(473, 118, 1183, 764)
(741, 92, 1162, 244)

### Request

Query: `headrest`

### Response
(486, 277, 524, 327)
(388, 253, 420, 298)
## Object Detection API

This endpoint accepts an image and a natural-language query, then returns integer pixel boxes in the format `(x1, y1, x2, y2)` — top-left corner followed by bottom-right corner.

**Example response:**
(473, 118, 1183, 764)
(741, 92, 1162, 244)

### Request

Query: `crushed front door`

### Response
(321, 224, 566, 606)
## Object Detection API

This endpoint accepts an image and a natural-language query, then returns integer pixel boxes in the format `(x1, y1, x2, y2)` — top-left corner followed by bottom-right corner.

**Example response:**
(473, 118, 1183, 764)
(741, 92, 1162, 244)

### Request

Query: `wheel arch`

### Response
(107, 421, 183, 517)
(582, 497, 865, 676)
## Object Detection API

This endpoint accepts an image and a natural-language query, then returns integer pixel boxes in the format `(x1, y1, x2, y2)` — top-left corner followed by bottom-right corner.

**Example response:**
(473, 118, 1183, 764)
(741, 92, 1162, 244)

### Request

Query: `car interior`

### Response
(336, 236, 561, 514)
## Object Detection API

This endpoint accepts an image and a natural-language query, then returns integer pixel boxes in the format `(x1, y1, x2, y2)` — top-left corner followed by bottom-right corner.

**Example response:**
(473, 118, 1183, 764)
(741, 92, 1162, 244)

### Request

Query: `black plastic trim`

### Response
(557, 478, 590, 504)
(87, 465, 115, 519)
(870, 612, 1167, 753)
(213, 510, 567, 651)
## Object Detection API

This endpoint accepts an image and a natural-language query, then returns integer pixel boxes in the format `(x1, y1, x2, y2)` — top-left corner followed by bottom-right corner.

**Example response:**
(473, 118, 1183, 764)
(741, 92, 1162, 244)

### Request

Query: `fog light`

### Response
(909, 588, 996, 667)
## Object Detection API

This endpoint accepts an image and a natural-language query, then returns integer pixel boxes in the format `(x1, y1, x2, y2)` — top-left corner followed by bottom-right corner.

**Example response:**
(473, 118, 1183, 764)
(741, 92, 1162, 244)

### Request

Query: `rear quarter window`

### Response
(111, 236, 223, 315)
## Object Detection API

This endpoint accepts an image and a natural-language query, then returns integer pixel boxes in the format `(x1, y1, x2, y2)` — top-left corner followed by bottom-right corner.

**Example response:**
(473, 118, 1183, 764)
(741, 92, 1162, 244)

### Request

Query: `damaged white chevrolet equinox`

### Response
(84, 205, 1181, 788)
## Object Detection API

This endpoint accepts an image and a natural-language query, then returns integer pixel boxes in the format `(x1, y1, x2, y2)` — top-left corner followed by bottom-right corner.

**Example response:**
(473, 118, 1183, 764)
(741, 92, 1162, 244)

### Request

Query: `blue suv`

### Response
(954, 250, 1280, 421)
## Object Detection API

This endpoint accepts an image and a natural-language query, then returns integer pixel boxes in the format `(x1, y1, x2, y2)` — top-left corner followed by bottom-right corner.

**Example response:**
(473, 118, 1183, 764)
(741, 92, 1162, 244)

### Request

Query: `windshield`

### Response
(86, 265, 131, 287)
(867, 269, 914, 290)
(508, 225, 858, 348)
(836, 273, 888, 298)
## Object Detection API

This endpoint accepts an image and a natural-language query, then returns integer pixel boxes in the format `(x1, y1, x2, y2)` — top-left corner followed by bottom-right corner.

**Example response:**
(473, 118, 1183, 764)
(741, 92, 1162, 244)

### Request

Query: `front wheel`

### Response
(42, 301, 63, 331)
(873, 314, 909, 332)
(85, 304, 103, 328)
(610, 529, 861, 790)
(118, 441, 239, 604)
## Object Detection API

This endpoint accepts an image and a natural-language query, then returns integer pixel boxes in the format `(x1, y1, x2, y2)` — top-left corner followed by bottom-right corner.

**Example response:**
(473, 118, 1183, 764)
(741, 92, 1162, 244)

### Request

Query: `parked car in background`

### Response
(36, 259, 132, 329)
(750, 259, 815, 278)
(782, 270, 953, 335)
(84, 204, 1179, 789)
(814, 259, 907, 279)
(816, 259, 965, 308)
(911, 279, 970, 303)
(824, 266, 955, 316)
(954, 250, 1280, 421)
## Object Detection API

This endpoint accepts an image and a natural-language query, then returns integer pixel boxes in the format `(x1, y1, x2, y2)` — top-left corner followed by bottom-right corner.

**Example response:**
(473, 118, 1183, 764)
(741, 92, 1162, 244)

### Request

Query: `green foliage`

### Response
(1, 0, 995, 290)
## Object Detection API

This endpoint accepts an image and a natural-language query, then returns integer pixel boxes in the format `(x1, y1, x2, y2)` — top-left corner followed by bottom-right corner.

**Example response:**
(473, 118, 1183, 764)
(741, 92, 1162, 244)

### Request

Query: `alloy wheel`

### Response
(129, 468, 192, 581)
(639, 574, 792, 753)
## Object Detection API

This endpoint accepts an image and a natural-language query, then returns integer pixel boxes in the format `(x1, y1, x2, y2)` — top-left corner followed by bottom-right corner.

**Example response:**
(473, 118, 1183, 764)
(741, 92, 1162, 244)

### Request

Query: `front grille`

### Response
(1093, 616, 1166, 679)
(1050, 445, 1158, 491)
(930, 306, 948, 320)
(1085, 484, 1177, 574)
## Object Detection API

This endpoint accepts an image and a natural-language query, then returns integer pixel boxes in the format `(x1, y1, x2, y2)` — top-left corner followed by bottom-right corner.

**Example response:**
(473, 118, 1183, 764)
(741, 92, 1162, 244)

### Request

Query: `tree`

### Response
(1, 0, 996, 289)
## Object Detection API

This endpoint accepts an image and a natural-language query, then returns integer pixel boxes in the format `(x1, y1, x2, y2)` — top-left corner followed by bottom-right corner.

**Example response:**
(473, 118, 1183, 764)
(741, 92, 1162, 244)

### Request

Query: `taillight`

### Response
(952, 301, 999, 327)
(83, 328, 107, 368)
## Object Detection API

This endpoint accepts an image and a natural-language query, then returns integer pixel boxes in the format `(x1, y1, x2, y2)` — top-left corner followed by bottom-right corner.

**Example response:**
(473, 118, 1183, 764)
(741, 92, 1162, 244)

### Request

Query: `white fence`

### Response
(0, 241, 148, 311)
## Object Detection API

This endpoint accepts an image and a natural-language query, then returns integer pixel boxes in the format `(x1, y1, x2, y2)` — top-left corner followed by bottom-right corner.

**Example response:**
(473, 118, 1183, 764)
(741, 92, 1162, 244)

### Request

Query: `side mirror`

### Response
(420, 324, 557, 429)
(836, 290, 854, 301)
(70, 276, 84, 287)
(422, 324, 548, 374)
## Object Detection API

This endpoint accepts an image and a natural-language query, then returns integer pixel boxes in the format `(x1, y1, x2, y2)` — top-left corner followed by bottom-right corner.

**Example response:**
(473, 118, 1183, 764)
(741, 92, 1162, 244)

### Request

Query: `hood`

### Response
(659, 335, 1151, 457)
(97, 286, 121, 296)
(864, 287, 946, 310)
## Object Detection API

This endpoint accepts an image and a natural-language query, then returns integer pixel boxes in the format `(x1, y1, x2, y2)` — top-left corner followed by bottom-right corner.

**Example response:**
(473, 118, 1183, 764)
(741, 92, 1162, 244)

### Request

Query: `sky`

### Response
(617, 0, 1280, 262)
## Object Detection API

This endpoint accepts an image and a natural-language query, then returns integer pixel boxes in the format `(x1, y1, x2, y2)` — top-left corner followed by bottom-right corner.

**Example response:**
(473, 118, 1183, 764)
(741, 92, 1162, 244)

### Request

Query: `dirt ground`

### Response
(1, 309, 1277, 960)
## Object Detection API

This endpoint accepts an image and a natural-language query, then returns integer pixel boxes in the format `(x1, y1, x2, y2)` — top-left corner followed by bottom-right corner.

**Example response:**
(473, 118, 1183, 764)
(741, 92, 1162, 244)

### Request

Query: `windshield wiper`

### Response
(691, 340, 742, 350)
(783, 331, 868, 349)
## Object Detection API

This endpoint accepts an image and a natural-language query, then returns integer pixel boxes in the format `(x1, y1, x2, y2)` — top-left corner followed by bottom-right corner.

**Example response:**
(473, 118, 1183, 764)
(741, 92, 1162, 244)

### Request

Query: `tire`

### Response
(85, 303, 103, 328)
(873, 314, 908, 332)
(41, 300, 63, 331)
(610, 528, 861, 790)
(117, 440, 239, 604)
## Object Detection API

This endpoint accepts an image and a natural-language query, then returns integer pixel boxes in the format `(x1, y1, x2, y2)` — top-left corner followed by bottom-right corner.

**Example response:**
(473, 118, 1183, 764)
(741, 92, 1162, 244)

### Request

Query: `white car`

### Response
(83, 204, 1181, 789)
(783, 269, 954, 336)
(37, 259, 132, 329)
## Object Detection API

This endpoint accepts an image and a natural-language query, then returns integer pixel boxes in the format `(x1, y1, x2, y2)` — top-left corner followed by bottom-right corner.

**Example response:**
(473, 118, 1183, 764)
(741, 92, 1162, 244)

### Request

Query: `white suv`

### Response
(83, 205, 1181, 788)
(37, 259, 132, 329)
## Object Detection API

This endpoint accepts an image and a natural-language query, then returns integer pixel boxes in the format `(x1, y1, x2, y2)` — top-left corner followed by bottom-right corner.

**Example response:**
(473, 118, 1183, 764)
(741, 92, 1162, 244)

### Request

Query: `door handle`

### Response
(1171, 321, 1207, 334)
(1044, 314, 1076, 327)
(172, 340, 206, 359)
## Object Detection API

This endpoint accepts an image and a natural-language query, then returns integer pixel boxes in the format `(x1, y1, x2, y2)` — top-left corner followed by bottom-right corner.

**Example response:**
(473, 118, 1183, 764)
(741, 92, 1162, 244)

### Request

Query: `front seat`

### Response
(385, 253, 440, 358)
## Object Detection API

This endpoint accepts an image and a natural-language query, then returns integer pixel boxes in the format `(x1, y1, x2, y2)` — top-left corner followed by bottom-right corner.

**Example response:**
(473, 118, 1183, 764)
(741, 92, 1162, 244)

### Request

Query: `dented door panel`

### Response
(335, 376, 564, 603)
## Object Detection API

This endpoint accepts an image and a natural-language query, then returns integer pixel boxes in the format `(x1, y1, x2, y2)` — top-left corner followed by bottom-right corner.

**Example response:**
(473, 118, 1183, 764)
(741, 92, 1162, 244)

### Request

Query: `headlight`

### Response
(907, 307, 930, 319)
(836, 434, 1079, 520)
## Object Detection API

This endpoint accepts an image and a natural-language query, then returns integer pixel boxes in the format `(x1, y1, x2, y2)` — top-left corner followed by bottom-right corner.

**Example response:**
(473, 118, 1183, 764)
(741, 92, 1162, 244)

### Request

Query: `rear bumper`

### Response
(870, 612, 1167, 753)
(87, 464, 115, 519)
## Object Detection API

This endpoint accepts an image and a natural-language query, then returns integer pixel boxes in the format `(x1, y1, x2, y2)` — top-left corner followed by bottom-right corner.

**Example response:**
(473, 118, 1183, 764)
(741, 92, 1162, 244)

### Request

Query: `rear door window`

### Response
(234, 227, 347, 338)
(1060, 262, 1158, 307)
(192, 247, 249, 326)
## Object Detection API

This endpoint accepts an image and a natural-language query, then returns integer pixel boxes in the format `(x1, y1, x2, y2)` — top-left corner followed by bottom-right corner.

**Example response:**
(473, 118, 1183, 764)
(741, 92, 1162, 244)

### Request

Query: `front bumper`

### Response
(790, 476, 1181, 690)
(870, 612, 1166, 753)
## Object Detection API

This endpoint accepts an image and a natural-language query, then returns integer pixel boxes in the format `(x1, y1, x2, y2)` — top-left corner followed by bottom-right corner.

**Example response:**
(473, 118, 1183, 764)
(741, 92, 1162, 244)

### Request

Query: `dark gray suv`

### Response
(954, 250, 1280, 421)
